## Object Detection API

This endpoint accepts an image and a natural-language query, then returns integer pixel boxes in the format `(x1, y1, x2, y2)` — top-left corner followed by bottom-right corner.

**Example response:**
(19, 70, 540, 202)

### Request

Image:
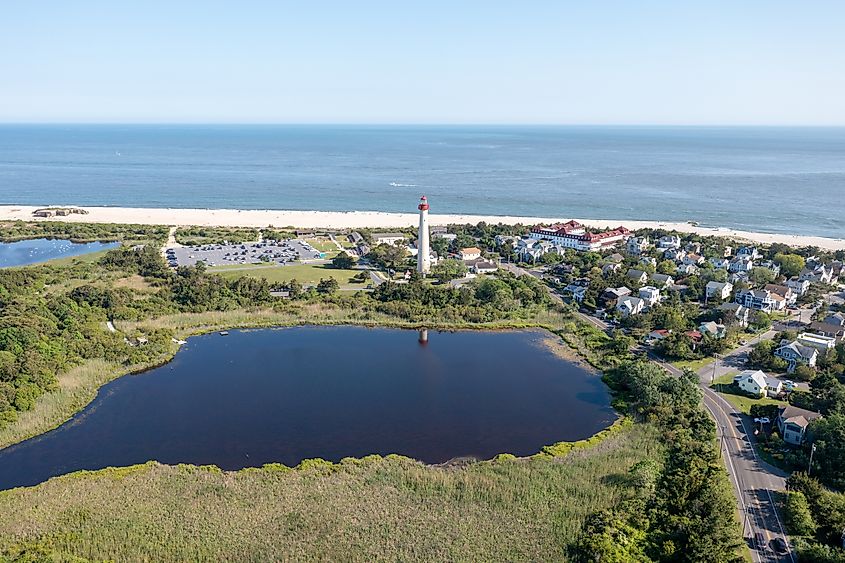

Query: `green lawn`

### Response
(212, 262, 364, 286)
(671, 356, 715, 372)
(710, 375, 787, 415)
(304, 238, 338, 253)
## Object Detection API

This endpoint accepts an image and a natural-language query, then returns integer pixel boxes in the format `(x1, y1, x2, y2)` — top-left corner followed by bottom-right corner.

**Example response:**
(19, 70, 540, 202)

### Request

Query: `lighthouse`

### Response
(417, 195, 431, 275)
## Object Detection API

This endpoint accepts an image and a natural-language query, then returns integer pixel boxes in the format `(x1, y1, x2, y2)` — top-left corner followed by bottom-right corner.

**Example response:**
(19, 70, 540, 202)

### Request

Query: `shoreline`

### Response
(1, 204, 843, 250)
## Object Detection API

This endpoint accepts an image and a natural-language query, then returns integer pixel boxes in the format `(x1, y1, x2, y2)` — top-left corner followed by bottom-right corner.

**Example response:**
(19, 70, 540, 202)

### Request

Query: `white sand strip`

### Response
(1, 205, 843, 251)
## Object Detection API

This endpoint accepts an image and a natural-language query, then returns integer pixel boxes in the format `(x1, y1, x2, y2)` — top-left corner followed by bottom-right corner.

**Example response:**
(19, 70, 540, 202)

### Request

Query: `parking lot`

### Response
(166, 240, 323, 268)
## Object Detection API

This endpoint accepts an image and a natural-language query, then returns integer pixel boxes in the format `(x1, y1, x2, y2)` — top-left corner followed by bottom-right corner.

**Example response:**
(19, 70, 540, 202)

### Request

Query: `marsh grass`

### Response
(0, 424, 662, 562)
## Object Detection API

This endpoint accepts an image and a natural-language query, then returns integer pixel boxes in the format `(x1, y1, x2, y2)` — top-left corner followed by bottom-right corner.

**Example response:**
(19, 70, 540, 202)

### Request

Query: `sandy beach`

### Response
(1, 205, 843, 251)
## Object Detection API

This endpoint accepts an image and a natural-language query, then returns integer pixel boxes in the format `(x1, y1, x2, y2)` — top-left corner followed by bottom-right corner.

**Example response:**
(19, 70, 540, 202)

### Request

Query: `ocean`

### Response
(0, 125, 843, 238)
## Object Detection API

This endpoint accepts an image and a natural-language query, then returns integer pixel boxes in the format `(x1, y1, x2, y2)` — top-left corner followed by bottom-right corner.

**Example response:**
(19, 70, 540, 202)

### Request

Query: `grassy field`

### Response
(0, 423, 662, 562)
(671, 356, 715, 372)
(212, 262, 363, 286)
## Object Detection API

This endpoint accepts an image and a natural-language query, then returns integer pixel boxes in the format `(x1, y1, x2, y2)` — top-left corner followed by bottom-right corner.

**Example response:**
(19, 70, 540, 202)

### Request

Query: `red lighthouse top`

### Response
(418, 195, 429, 211)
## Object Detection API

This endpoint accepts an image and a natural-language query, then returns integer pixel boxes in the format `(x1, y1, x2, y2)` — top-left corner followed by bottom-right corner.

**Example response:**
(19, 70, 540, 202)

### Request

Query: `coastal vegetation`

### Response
(0, 219, 775, 561)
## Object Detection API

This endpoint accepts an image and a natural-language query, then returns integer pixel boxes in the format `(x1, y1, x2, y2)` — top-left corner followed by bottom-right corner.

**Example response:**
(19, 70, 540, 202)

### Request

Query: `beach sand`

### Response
(1, 205, 843, 251)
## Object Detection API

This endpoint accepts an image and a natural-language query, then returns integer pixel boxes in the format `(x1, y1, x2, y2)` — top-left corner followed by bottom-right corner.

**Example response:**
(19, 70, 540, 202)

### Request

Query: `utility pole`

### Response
(711, 353, 720, 385)
(809, 443, 817, 476)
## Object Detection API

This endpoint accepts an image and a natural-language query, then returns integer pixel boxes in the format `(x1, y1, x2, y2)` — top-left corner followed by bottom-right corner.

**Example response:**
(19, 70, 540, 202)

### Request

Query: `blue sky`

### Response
(1, 0, 843, 124)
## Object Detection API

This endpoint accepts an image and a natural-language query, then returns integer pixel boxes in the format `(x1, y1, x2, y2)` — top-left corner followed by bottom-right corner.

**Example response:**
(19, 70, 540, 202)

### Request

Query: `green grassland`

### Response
(0, 423, 662, 562)
(212, 262, 364, 286)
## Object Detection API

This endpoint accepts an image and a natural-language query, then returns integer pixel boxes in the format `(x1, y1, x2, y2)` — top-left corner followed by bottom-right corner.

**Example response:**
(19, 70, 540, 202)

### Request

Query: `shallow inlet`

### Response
(0, 326, 616, 490)
(0, 238, 119, 267)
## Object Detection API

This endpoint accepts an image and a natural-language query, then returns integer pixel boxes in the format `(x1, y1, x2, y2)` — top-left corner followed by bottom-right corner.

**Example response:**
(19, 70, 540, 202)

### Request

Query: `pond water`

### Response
(0, 326, 616, 489)
(0, 238, 119, 267)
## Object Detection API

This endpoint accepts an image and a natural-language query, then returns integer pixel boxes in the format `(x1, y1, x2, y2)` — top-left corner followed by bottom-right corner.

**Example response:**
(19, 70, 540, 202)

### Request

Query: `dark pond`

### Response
(0, 326, 616, 489)
(0, 238, 119, 267)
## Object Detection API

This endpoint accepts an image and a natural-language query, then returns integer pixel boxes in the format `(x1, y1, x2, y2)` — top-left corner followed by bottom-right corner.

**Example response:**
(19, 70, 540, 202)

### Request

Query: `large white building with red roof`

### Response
(529, 220, 630, 252)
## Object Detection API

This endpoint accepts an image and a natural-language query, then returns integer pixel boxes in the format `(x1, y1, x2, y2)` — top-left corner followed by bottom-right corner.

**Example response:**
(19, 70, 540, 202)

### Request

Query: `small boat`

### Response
(219, 331, 229, 336)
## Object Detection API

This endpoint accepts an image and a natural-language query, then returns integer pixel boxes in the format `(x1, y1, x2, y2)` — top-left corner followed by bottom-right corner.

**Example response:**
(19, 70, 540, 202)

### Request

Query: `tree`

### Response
(331, 253, 356, 269)
(316, 278, 339, 294)
(287, 278, 303, 298)
(430, 259, 468, 282)
(657, 260, 676, 275)
(784, 491, 817, 536)
(474, 278, 514, 308)
(749, 310, 772, 333)
(775, 253, 806, 278)
(749, 267, 776, 285)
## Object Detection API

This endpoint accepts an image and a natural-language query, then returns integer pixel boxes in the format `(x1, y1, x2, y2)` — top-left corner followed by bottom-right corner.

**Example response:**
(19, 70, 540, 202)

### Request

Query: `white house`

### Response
(729, 257, 755, 273)
(658, 235, 682, 249)
(372, 232, 406, 246)
(736, 246, 760, 260)
(530, 221, 631, 252)
(735, 289, 782, 313)
(764, 284, 796, 306)
(800, 265, 835, 285)
(705, 281, 733, 301)
(563, 284, 588, 303)
(638, 286, 661, 307)
(616, 295, 645, 317)
(664, 248, 687, 261)
(775, 340, 819, 372)
(797, 332, 837, 352)
(626, 236, 651, 256)
(682, 253, 705, 266)
(639, 256, 657, 268)
(676, 263, 699, 276)
(759, 260, 781, 276)
(458, 247, 482, 261)
(735, 370, 782, 398)
(777, 405, 822, 445)
(786, 278, 811, 297)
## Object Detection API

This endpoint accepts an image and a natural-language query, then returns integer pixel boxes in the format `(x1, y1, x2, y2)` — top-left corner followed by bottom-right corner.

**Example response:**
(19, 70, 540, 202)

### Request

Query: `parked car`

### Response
(771, 537, 788, 554)
(783, 380, 796, 390)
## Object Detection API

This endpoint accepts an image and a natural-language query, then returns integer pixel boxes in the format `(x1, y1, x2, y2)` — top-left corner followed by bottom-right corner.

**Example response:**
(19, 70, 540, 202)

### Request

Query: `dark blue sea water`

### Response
(0, 326, 615, 489)
(0, 125, 843, 237)
(0, 238, 118, 267)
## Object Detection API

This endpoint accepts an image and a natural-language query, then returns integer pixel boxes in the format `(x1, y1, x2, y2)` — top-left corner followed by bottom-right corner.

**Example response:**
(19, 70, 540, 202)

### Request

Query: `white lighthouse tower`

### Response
(417, 195, 431, 275)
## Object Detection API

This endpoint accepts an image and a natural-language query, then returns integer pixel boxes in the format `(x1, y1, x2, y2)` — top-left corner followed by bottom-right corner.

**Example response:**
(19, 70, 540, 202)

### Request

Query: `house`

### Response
(347, 232, 364, 245)
(494, 234, 517, 246)
(602, 263, 621, 276)
(617, 296, 645, 317)
(433, 232, 457, 242)
(658, 235, 682, 249)
(563, 284, 588, 303)
(736, 246, 760, 260)
(646, 329, 671, 344)
(735, 289, 782, 313)
(650, 273, 675, 287)
(797, 332, 837, 352)
(372, 232, 406, 246)
(626, 236, 651, 256)
(775, 340, 819, 372)
(468, 260, 498, 274)
(682, 253, 704, 266)
(699, 321, 727, 339)
(786, 278, 811, 297)
(664, 248, 687, 261)
(825, 312, 845, 326)
(717, 302, 750, 328)
(685, 241, 702, 254)
(759, 260, 781, 276)
(705, 281, 733, 301)
(777, 405, 822, 445)
(764, 284, 796, 306)
(638, 286, 661, 307)
(729, 271, 750, 284)
(601, 286, 632, 308)
(627, 268, 648, 285)
(639, 256, 657, 268)
(729, 257, 755, 273)
(458, 247, 482, 261)
(684, 330, 703, 346)
(735, 370, 782, 398)
(800, 265, 835, 285)
(709, 257, 731, 270)
(808, 321, 845, 342)
(606, 253, 626, 264)
(676, 263, 699, 276)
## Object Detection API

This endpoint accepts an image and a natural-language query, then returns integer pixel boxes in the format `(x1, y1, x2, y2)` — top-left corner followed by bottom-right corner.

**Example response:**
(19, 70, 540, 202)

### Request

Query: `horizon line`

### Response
(1, 122, 845, 128)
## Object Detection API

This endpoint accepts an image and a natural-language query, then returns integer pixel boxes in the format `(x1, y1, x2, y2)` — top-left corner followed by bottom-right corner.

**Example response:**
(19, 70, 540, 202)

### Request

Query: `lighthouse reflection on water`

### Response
(418, 328, 428, 346)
